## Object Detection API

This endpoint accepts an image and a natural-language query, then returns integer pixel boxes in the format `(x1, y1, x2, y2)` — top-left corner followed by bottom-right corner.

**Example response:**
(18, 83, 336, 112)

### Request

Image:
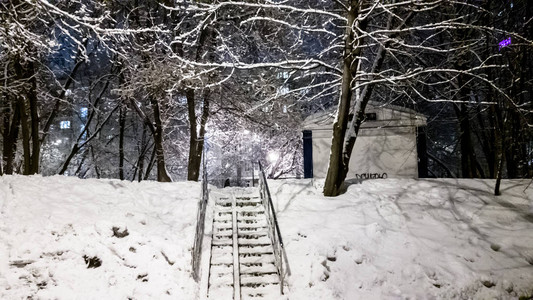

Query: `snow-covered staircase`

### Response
(207, 191, 282, 300)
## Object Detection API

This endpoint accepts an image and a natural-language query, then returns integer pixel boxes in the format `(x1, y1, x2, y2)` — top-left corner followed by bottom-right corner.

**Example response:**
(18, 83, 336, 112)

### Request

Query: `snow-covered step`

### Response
(240, 253, 275, 265)
(214, 217, 232, 222)
(238, 211, 265, 217)
(215, 216, 233, 222)
(207, 191, 282, 299)
(214, 233, 233, 238)
(241, 283, 280, 300)
(215, 226, 233, 232)
(211, 246, 233, 254)
(238, 237, 271, 246)
(214, 232, 233, 239)
(237, 220, 265, 226)
(210, 272, 235, 286)
(238, 231, 269, 237)
(241, 273, 279, 284)
(215, 200, 233, 207)
(238, 226, 269, 232)
(210, 263, 233, 274)
(237, 201, 262, 207)
(236, 207, 263, 213)
(238, 231, 269, 236)
(238, 220, 267, 225)
(215, 211, 233, 216)
(239, 245, 273, 254)
(240, 263, 278, 275)
(236, 198, 262, 203)
(212, 241, 233, 248)
(235, 196, 260, 200)
(212, 244, 232, 252)
(211, 255, 233, 265)
(237, 213, 262, 219)
(208, 285, 233, 299)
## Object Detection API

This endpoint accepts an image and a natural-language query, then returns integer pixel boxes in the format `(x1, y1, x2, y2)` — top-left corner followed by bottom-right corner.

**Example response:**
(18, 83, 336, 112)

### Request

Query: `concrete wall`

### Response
(311, 126, 419, 179)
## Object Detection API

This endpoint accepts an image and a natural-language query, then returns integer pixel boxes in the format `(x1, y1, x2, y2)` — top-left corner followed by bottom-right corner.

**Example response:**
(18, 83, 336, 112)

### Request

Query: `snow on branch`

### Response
(240, 17, 337, 36)
(161, 1, 346, 21)
(167, 53, 342, 75)
(32, 0, 170, 37)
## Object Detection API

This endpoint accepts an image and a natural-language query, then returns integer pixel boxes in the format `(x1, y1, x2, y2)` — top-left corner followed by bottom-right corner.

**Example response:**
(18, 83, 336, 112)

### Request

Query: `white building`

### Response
(302, 102, 428, 180)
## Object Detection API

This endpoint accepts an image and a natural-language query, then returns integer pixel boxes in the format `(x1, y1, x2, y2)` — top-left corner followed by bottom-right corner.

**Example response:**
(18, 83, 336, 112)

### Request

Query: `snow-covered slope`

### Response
(0, 175, 199, 299)
(1, 175, 532, 299)
(270, 178, 533, 299)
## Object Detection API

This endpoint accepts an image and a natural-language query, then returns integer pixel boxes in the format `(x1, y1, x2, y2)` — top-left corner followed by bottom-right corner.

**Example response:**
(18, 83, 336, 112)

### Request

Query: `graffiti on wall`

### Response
(354, 172, 388, 179)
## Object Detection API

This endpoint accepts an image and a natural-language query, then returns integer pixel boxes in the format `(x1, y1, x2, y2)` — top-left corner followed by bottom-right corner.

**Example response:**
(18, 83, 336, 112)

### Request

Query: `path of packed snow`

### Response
(1, 175, 532, 299)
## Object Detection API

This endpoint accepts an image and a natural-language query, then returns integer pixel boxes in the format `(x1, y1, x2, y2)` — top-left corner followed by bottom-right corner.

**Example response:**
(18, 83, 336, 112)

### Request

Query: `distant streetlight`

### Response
(268, 151, 279, 164)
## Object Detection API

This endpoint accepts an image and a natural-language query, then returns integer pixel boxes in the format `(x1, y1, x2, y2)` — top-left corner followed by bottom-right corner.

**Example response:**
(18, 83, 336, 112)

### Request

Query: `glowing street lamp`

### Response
(268, 151, 280, 164)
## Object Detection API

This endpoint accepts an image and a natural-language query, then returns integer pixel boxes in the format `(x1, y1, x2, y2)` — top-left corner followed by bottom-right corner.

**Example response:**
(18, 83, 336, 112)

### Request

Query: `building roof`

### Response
(302, 101, 427, 130)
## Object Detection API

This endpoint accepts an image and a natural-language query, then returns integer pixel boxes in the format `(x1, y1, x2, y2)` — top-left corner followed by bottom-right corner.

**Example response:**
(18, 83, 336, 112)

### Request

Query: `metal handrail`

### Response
(192, 156, 209, 282)
(257, 161, 290, 294)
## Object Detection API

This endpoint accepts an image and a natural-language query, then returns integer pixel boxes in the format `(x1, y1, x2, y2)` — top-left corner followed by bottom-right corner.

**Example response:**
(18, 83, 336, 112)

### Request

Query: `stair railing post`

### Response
(257, 161, 290, 294)
(192, 147, 209, 282)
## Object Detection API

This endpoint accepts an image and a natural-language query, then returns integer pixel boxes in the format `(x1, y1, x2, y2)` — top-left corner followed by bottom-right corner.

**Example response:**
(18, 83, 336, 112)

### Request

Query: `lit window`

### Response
(60, 121, 71, 129)
(278, 86, 289, 95)
(277, 71, 289, 79)
(80, 107, 88, 119)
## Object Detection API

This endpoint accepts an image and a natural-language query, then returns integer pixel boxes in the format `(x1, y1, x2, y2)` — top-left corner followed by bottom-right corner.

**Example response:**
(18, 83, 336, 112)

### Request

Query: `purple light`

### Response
(499, 37, 511, 50)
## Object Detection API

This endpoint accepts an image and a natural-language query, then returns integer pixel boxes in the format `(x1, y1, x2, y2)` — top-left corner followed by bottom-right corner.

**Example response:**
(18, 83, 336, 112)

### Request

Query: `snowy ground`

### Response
(271, 178, 533, 299)
(0, 176, 199, 299)
(1, 175, 532, 299)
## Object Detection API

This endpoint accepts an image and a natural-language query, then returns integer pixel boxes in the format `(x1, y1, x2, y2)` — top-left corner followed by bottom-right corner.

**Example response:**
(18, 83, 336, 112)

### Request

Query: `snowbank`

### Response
(270, 178, 533, 299)
(0, 175, 199, 299)
(1, 175, 532, 299)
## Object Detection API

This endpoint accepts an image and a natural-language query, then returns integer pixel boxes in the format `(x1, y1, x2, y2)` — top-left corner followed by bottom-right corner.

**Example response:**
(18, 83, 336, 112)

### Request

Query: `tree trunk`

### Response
(128, 96, 170, 182)
(137, 125, 147, 182)
(474, 104, 495, 177)
(74, 148, 89, 177)
(144, 143, 157, 181)
(2, 98, 20, 174)
(59, 144, 80, 175)
(149, 97, 172, 182)
(90, 145, 101, 179)
(322, 0, 401, 196)
(186, 89, 210, 181)
(26, 61, 40, 174)
(184, 12, 215, 182)
(453, 103, 479, 178)
(119, 104, 126, 180)
(494, 119, 505, 196)
(323, 1, 361, 196)
(338, 18, 392, 185)
(493, 95, 506, 195)
(18, 96, 32, 175)
(13, 59, 35, 175)
(186, 89, 199, 181)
